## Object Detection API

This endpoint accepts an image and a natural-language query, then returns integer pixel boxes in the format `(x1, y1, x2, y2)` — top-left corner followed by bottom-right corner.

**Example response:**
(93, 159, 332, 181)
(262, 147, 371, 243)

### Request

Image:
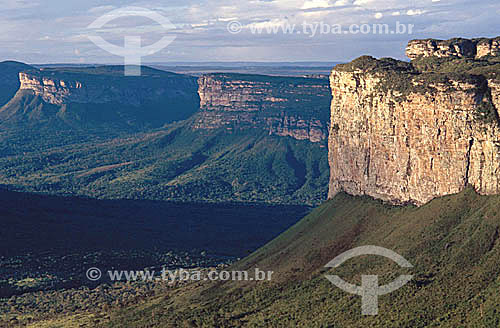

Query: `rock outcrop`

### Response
(328, 55, 500, 205)
(406, 36, 500, 60)
(195, 74, 331, 143)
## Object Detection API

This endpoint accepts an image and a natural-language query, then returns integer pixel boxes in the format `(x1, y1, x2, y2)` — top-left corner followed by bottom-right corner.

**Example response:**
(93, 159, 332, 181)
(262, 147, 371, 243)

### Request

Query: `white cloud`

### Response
(1, 0, 39, 10)
(407, 9, 426, 16)
(333, 0, 350, 6)
(217, 17, 239, 22)
(246, 18, 289, 30)
(301, 0, 331, 9)
(353, 0, 373, 5)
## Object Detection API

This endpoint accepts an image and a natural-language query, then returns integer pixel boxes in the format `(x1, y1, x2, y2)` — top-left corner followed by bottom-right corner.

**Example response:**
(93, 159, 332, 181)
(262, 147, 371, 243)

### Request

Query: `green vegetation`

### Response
(0, 188, 309, 327)
(0, 65, 330, 205)
(0, 65, 200, 156)
(90, 188, 500, 327)
(12, 188, 499, 327)
(411, 56, 500, 79)
(375, 69, 485, 104)
(0, 119, 329, 205)
(334, 56, 414, 73)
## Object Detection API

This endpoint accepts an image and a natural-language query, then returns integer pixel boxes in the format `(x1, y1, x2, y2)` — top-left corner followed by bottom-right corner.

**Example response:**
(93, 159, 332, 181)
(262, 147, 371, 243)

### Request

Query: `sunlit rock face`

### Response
(328, 54, 500, 206)
(406, 36, 500, 60)
(196, 74, 331, 143)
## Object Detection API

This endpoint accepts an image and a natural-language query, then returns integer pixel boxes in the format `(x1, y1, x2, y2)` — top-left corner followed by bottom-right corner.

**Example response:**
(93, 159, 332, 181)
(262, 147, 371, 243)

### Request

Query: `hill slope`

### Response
(102, 188, 500, 327)
(0, 61, 34, 107)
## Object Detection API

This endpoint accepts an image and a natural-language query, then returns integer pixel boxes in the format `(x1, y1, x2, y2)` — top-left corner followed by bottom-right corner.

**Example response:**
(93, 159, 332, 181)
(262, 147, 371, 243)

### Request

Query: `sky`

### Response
(0, 0, 499, 64)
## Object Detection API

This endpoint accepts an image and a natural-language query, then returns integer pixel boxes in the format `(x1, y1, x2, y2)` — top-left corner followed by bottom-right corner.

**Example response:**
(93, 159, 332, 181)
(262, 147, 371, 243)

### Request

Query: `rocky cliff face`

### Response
(328, 55, 500, 205)
(406, 36, 500, 60)
(19, 72, 79, 105)
(195, 74, 331, 143)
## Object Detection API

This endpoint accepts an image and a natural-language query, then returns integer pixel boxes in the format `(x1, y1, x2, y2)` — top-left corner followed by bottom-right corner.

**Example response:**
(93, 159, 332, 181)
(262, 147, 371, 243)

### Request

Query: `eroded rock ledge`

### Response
(406, 36, 500, 60)
(328, 42, 500, 205)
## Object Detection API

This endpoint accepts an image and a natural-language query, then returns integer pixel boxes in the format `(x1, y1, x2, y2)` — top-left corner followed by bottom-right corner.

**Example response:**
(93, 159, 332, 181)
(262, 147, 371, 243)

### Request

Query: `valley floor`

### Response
(7, 187, 500, 327)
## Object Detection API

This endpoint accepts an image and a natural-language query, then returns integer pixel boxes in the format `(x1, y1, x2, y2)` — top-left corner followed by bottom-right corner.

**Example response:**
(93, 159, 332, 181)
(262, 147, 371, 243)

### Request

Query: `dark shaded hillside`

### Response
(0, 61, 34, 107)
(0, 189, 310, 319)
(102, 188, 500, 327)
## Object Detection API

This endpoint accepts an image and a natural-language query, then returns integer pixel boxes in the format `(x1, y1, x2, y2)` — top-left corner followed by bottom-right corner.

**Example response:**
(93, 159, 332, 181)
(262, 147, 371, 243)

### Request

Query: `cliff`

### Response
(406, 36, 500, 60)
(328, 53, 500, 205)
(195, 74, 331, 143)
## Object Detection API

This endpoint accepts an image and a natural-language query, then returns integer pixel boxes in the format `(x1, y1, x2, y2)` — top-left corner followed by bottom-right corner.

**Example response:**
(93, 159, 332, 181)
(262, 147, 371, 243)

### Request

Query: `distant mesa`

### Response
(0, 65, 200, 134)
(0, 64, 332, 145)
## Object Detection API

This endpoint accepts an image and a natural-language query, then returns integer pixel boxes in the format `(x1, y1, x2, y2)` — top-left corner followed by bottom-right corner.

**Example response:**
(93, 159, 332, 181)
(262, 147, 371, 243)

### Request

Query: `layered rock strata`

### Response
(196, 74, 331, 143)
(328, 54, 500, 205)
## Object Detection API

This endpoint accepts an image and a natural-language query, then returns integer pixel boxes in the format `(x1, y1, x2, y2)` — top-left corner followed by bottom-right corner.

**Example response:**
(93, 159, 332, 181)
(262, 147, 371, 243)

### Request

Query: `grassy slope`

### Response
(99, 187, 500, 327)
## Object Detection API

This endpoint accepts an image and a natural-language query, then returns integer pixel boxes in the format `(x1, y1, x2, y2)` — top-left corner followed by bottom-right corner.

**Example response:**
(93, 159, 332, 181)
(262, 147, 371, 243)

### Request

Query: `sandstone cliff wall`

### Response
(328, 56, 500, 205)
(195, 74, 331, 143)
